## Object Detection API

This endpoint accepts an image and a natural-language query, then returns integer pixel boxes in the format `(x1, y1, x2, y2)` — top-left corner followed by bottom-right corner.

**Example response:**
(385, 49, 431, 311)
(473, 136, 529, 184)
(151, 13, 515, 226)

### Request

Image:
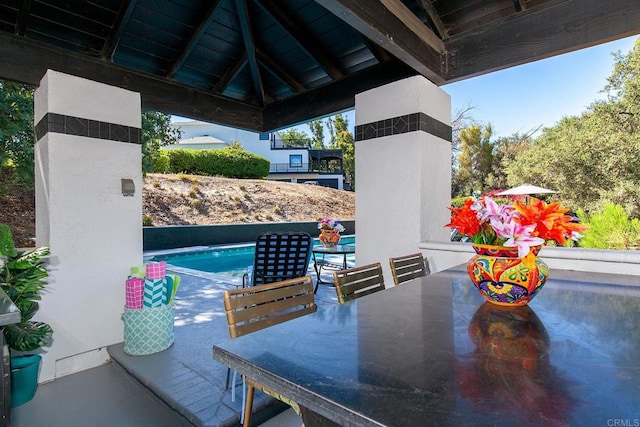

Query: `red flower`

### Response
(446, 199, 481, 237)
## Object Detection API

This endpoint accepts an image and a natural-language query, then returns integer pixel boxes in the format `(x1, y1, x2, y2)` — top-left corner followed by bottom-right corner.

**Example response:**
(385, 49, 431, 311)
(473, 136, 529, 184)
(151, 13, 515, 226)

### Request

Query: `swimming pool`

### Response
(151, 235, 355, 278)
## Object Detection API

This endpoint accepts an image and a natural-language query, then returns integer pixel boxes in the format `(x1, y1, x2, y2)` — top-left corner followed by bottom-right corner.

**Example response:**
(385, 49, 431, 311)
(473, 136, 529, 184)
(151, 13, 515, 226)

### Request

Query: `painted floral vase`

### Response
(466, 244, 549, 306)
(455, 303, 574, 424)
(319, 229, 341, 248)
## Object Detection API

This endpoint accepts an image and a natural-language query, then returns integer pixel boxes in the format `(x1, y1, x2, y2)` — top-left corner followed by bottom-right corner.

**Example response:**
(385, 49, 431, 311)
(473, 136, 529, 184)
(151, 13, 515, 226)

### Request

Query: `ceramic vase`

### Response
(466, 244, 549, 306)
(319, 229, 341, 248)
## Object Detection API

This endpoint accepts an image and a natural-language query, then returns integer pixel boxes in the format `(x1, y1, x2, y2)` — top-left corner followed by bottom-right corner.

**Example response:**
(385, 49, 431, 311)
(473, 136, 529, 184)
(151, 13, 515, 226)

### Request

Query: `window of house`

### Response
(289, 154, 303, 168)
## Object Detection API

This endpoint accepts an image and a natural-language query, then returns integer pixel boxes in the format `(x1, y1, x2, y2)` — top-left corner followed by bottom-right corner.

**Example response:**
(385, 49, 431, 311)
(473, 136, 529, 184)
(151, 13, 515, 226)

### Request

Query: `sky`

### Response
(174, 35, 639, 140)
(298, 34, 638, 140)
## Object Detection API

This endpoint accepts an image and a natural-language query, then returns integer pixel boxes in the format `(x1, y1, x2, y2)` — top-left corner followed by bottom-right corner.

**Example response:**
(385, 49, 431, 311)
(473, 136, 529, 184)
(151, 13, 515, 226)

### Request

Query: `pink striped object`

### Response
(125, 277, 144, 309)
(145, 261, 166, 279)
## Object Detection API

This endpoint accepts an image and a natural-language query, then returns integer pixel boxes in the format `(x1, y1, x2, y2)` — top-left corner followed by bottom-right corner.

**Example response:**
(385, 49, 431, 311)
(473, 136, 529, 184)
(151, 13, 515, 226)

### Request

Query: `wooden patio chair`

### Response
(389, 253, 428, 286)
(223, 276, 317, 427)
(242, 232, 312, 287)
(332, 262, 386, 304)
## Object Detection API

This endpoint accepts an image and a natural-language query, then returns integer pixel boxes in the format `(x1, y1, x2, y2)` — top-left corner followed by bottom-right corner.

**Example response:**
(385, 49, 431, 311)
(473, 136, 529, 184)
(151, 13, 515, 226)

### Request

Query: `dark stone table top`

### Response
(213, 265, 640, 426)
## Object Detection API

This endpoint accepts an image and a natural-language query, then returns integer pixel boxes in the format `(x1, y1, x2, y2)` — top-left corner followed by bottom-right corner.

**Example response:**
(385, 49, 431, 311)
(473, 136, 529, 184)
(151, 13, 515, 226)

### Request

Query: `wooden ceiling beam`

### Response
(256, 47, 307, 94)
(255, 0, 344, 80)
(167, 0, 223, 79)
(445, 0, 640, 82)
(214, 52, 247, 93)
(262, 58, 417, 131)
(316, 0, 446, 85)
(0, 33, 264, 131)
(418, 0, 448, 39)
(235, 0, 267, 105)
(15, 0, 32, 36)
(101, 0, 138, 60)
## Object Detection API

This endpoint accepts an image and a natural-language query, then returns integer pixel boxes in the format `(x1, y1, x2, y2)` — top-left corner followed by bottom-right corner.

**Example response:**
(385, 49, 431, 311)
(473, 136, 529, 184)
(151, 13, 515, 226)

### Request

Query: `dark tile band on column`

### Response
(354, 112, 452, 142)
(35, 113, 142, 144)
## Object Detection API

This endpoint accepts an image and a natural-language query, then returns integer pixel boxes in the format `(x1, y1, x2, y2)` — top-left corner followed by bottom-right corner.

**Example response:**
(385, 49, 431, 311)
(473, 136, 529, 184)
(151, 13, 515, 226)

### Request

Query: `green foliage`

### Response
(279, 129, 311, 147)
(166, 148, 269, 178)
(454, 124, 494, 195)
(152, 151, 170, 173)
(142, 111, 181, 174)
(337, 129, 355, 190)
(142, 215, 153, 226)
(0, 80, 35, 185)
(0, 225, 53, 352)
(577, 203, 640, 250)
(505, 40, 640, 219)
(307, 119, 325, 148)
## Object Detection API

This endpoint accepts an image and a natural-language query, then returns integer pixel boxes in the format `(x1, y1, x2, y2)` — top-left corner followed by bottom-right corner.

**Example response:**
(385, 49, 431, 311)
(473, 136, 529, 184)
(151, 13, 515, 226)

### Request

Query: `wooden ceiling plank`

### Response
(256, 47, 306, 93)
(101, 0, 138, 60)
(379, 0, 445, 52)
(15, 0, 32, 36)
(445, 0, 640, 82)
(0, 32, 263, 131)
(418, 0, 448, 39)
(263, 59, 417, 131)
(214, 52, 247, 93)
(255, 0, 344, 80)
(167, 0, 223, 79)
(234, 0, 266, 105)
(316, 0, 445, 84)
(362, 37, 391, 63)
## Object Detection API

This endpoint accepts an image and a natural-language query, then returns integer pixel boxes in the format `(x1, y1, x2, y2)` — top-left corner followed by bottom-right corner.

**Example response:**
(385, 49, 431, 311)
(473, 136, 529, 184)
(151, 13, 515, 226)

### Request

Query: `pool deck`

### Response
(13, 261, 345, 427)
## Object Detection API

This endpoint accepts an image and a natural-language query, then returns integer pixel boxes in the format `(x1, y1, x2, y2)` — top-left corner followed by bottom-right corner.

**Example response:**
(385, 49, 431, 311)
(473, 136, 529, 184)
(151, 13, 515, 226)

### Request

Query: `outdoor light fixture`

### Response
(121, 179, 135, 197)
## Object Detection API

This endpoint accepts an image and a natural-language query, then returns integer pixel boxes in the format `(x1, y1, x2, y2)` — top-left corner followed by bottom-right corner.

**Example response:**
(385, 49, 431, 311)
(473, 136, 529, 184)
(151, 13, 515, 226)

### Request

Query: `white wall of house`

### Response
(34, 70, 142, 382)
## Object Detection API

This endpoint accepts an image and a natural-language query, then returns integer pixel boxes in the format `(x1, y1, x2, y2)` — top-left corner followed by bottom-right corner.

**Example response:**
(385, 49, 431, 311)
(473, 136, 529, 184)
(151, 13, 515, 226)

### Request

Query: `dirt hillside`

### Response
(1, 173, 355, 247)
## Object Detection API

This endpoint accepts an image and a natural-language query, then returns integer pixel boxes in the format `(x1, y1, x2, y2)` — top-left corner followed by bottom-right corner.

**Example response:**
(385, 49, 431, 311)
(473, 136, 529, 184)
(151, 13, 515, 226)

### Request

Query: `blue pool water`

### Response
(151, 235, 355, 278)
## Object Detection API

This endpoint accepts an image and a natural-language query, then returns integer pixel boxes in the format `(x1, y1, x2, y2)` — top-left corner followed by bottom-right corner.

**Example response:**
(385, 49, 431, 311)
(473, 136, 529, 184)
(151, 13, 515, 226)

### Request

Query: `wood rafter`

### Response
(445, 0, 640, 82)
(101, 0, 138, 60)
(235, 0, 267, 105)
(379, 0, 445, 52)
(256, 47, 306, 94)
(255, 0, 344, 80)
(15, 0, 32, 36)
(214, 52, 247, 93)
(167, 0, 223, 79)
(263, 58, 417, 131)
(418, 0, 448, 39)
(0, 33, 263, 131)
(316, 0, 446, 84)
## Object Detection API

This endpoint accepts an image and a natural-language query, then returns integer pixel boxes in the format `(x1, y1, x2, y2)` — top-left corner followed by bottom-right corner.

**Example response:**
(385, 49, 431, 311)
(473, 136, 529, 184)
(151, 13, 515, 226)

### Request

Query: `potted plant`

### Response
(0, 224, 53, 407)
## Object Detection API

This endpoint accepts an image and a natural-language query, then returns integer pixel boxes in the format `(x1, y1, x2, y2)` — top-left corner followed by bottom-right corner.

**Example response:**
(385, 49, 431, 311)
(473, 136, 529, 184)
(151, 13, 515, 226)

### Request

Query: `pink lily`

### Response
(501, 222, 545, 258)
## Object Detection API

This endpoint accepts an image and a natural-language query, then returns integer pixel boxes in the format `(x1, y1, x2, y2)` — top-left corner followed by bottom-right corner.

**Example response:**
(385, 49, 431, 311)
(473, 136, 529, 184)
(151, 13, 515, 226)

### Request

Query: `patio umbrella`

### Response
(496, 184, 557, 196)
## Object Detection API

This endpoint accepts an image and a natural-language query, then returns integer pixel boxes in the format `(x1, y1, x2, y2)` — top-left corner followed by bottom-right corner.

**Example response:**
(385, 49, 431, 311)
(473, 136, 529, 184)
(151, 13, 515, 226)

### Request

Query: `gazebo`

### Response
(0, 0, 639, 384)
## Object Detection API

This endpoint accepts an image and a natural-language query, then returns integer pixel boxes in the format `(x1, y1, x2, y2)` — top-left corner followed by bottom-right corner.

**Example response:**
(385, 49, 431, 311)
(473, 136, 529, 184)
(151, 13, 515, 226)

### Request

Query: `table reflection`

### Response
(457, 303, 576, 426)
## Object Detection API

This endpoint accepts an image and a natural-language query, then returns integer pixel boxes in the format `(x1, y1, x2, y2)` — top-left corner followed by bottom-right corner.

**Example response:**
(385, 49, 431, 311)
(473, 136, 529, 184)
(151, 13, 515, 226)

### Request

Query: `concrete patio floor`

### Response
(11, 264, 342, 427)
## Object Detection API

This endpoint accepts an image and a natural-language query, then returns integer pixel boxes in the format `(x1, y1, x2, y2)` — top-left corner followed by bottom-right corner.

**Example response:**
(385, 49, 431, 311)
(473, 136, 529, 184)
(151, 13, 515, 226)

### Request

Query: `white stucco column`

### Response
(34, 70, 142, 382)
(354, 75, 451, 280)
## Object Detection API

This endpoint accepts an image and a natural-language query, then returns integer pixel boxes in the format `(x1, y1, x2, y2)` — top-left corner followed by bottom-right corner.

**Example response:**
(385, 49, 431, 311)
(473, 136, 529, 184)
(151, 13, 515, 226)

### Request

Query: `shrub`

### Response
(577, 203, 640, 250)
(166, 148, 269, 178)
(152, 151, 170, 173)
(142, 215, 153, 226)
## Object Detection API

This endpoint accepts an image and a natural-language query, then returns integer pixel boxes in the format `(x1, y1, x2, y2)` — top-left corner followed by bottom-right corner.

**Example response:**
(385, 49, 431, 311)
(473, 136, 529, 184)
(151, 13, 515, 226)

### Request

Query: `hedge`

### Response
(165, 148, 269, 178)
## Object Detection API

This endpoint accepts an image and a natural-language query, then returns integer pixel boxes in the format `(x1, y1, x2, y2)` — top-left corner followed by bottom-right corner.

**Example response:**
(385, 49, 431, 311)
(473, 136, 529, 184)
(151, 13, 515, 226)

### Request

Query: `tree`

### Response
(0, 81, 35, 184)
(307, 119, 325, 148)
(506, 39, 640, 218)
(454, 124, 494, 196)
(141, 111, 181, 174)
(485, 131, 536, 190)
(279, 129, 312, 147)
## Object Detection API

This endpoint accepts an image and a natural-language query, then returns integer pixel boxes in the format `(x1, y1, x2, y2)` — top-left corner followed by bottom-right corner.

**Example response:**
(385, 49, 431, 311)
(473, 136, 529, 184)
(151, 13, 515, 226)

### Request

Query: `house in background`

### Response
(168, 120, 345, 190)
